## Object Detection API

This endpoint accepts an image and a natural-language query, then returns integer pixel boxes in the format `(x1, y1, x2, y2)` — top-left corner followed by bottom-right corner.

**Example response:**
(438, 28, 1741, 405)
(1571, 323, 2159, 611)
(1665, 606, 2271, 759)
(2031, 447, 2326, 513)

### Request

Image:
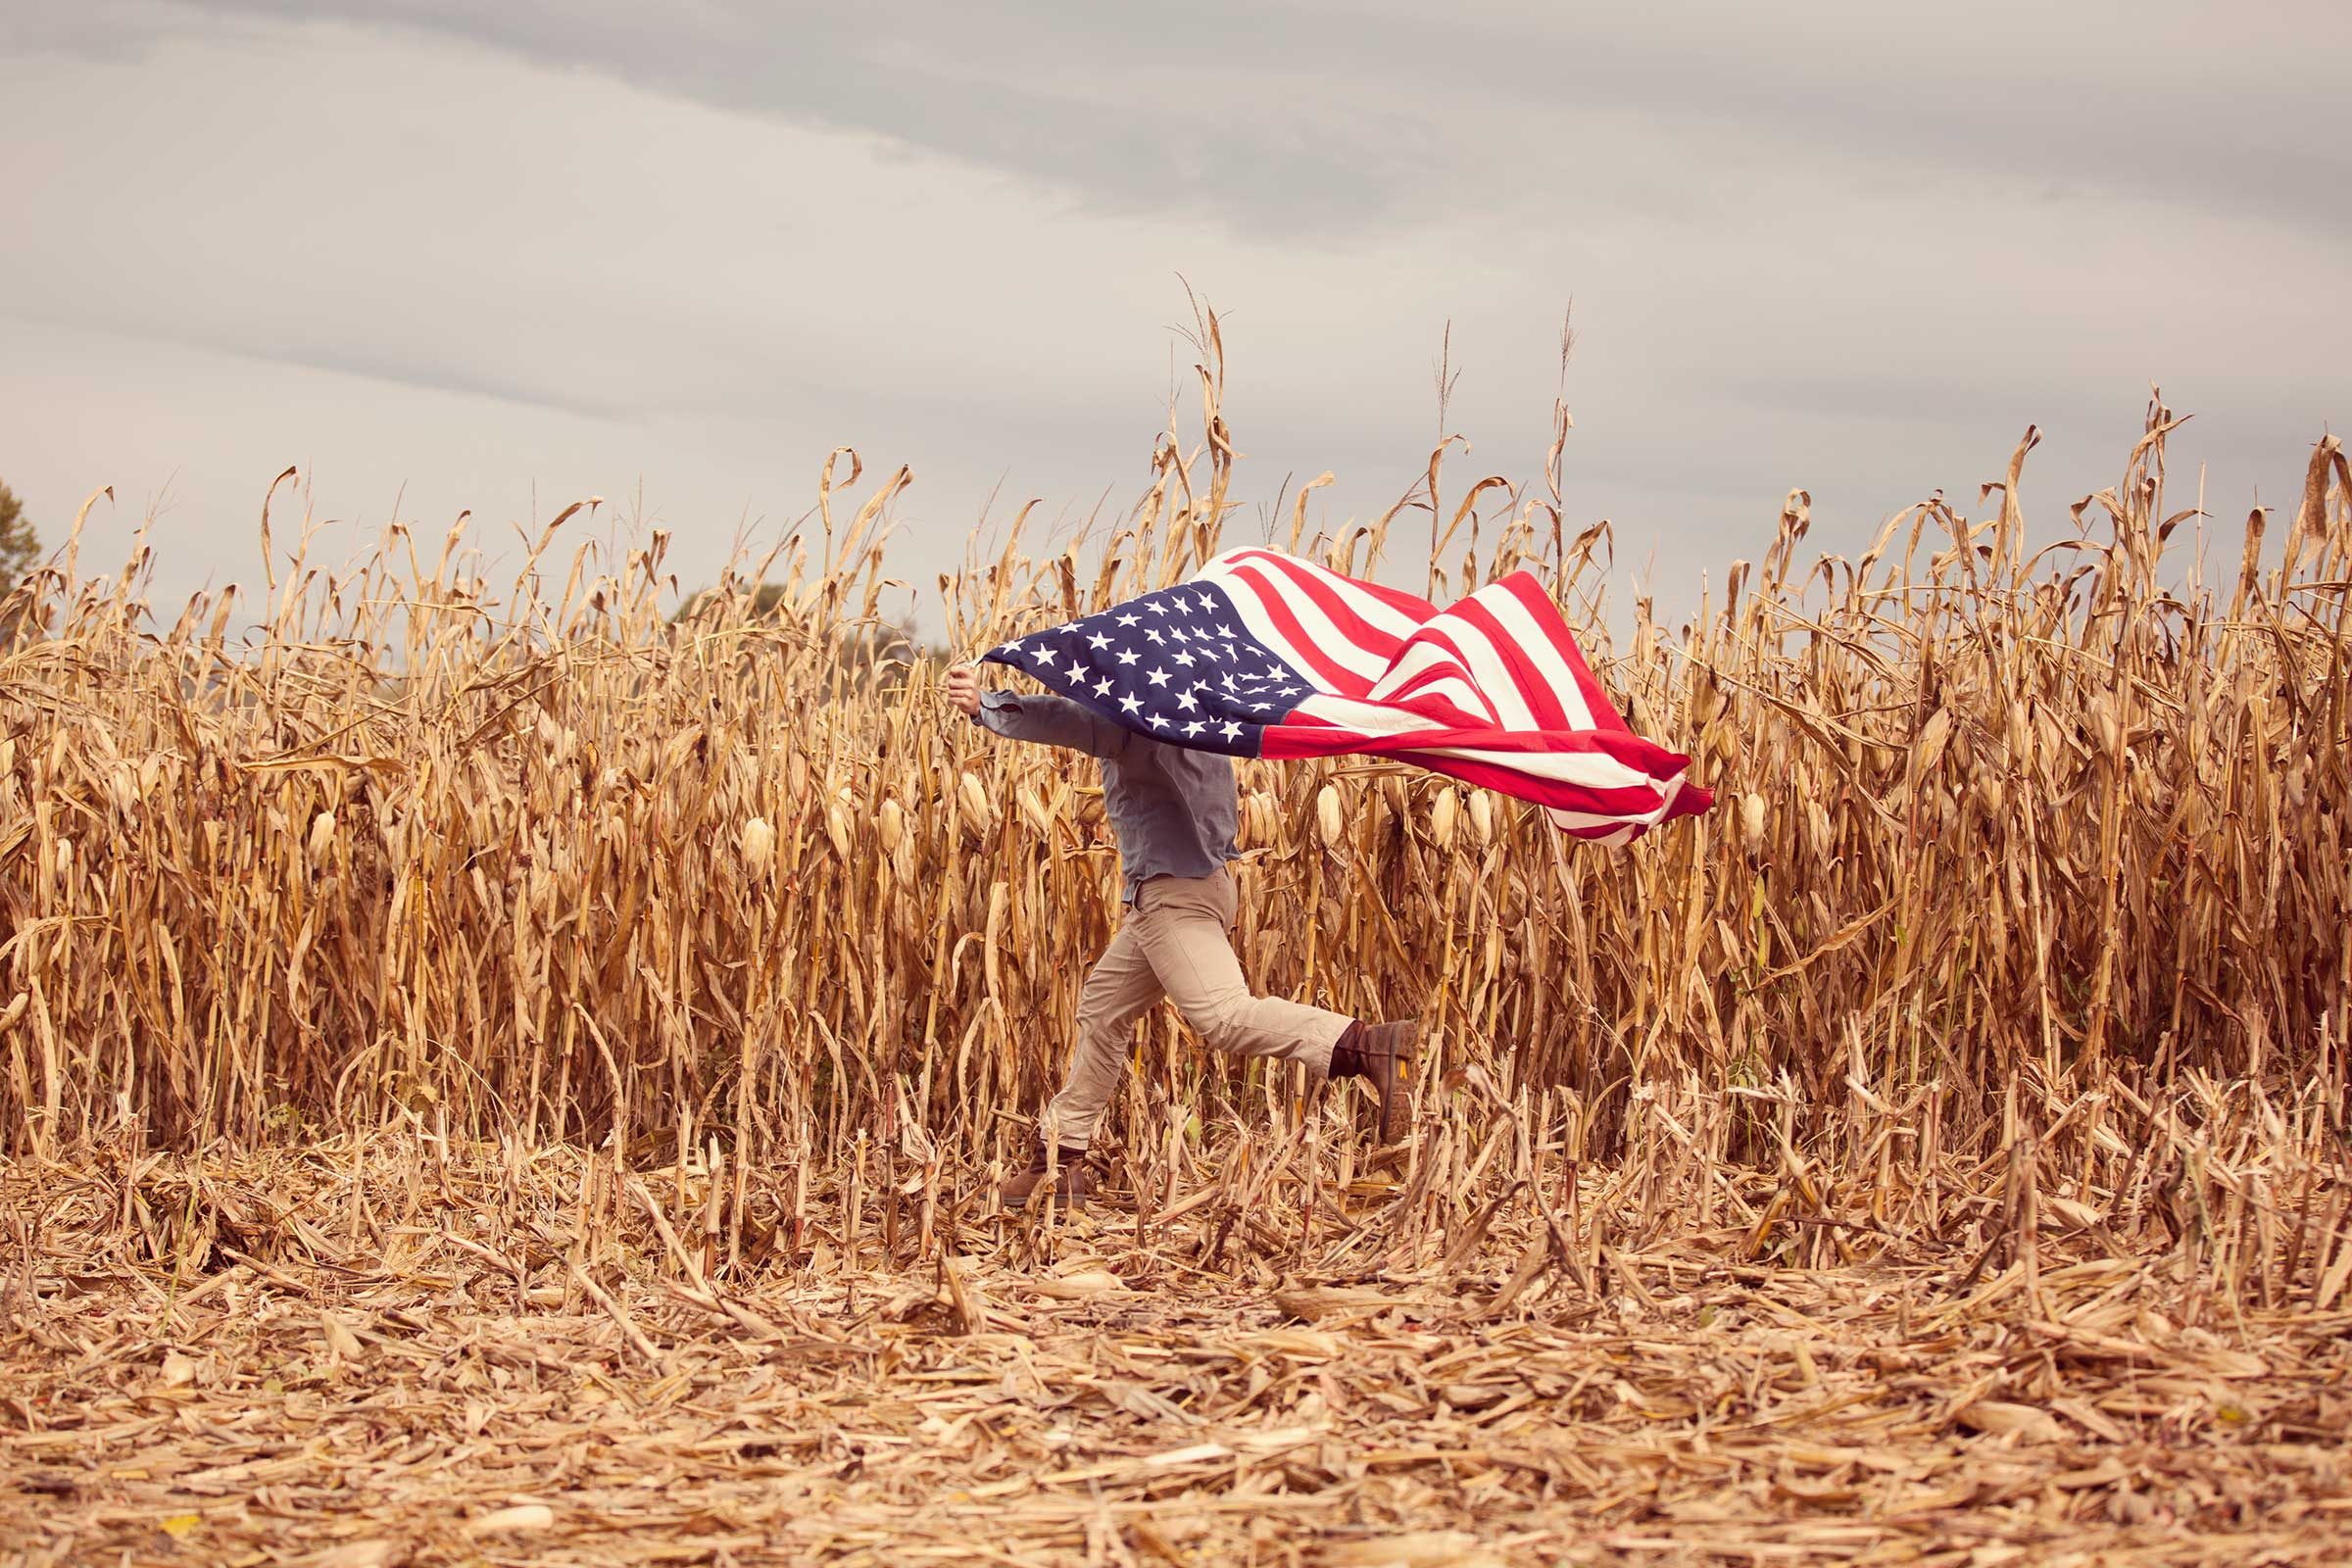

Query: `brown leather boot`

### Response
(1329, 1018, 1418, 1143)
(998, 1145, 1100, 1208)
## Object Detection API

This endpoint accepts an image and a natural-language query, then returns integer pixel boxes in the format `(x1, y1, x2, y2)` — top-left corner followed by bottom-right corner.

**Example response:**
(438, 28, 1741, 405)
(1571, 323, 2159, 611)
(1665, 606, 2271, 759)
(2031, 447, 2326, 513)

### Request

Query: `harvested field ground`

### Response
(5, 1137, 2349, 1568)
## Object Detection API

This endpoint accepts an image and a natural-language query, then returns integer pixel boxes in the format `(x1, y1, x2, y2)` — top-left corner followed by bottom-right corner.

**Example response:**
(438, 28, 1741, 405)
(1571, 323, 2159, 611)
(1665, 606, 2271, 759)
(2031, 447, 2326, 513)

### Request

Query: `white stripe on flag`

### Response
(1416, 610, 1541, 732)
(1531, 773, 1691, 830)
(1291, 692, 1444, 736)
(1479, 583, 1597, 733)
(1238, 550, 1427, 643)
(1414, 744, 1671, 797)
(1289, 696, 1672, 798)
(1548, 810, 1639, 846)
(1198, 557, 1391, 683)
(1367, 641, 1500, 723)
(1196, 576, 1325, 691)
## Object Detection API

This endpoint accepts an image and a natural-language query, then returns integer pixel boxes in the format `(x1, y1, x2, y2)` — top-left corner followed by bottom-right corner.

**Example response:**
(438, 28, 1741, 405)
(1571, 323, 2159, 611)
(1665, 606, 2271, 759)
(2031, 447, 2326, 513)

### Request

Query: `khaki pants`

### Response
(1040, 867, 1353, 1150)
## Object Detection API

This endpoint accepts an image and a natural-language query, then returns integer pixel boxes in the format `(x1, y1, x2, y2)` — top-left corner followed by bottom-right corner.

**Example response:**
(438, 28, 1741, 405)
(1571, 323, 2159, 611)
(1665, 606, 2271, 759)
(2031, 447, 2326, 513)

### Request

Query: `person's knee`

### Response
(1077, 1001, 1124, 1048)
(1069, 1006, 1125, 1057)
(1075, 981, 1148, 1043)
(1185, 993, 1255, 1053)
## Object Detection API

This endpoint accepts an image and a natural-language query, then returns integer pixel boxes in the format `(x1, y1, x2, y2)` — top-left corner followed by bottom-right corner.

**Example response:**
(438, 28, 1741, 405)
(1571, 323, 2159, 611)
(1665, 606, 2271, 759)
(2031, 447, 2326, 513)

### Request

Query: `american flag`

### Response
(983, 547, 1712, 844)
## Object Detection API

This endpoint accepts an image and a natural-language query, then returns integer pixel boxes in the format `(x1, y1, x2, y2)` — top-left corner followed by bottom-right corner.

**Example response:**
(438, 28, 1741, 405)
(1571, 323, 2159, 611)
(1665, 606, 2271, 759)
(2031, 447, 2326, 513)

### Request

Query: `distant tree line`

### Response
(0, 477, 38, 593)
(672, 580, 942, 690)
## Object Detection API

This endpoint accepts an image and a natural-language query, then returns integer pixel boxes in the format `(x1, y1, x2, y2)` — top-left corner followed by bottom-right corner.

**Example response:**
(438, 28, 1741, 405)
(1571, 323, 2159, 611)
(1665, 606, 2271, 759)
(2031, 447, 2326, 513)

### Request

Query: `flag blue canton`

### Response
(980, 582, 1313, 757)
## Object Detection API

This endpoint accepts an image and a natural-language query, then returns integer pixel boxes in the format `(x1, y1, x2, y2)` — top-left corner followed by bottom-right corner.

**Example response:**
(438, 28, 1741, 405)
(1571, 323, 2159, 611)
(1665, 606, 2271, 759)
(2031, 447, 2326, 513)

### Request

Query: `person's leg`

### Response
(1037, 917, 1163, 1152)
(1130, 869, 1352, 1074)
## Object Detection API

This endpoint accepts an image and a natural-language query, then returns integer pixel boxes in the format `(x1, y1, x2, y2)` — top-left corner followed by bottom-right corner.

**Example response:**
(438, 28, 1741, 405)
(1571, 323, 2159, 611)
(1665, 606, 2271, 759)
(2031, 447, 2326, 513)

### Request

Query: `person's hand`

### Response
(946, 663, 983, 717)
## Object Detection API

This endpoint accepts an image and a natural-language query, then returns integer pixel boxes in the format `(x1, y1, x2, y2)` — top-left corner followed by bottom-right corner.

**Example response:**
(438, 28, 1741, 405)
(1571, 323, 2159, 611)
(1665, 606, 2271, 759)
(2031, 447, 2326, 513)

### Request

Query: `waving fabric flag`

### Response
(982, 547, 1713, 844)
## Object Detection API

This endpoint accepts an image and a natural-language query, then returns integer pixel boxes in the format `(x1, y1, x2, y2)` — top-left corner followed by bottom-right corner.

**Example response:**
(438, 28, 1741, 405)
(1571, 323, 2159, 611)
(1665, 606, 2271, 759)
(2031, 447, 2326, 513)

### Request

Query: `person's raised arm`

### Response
(947, 663, 1129, 758)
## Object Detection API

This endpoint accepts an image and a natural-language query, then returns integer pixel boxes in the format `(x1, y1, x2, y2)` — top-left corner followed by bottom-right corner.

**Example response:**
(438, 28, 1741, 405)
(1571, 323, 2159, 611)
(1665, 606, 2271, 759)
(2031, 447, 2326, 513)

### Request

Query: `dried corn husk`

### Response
(741, 816, 776, 876)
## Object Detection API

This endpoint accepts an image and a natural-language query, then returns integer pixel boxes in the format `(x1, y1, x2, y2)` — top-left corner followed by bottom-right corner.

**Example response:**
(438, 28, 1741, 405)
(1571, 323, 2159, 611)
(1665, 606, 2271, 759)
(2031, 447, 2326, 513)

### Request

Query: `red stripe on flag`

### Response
(1450, 594, 1573, 733)
(1402, 622, 1522, 723)
(1226, 548, 1438, 623)
(1259, 722, 1691, 819)
(1233, 551, 1415, 664)
(1498, 573, 1628, 734)
(1382, 664, 1501, 728)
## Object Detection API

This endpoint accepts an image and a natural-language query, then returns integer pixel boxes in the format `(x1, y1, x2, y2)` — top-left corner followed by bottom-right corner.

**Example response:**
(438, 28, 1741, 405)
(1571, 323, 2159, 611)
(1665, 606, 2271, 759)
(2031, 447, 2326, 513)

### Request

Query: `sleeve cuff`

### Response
(973, 689, 1018, 730)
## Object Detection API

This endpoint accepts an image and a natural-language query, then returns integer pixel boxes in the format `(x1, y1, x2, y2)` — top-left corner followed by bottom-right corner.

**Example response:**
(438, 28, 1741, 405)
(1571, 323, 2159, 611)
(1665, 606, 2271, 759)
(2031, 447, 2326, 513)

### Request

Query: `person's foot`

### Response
(998, 1145, 1100, 1208)
(1329, 1019, 1418, 1143)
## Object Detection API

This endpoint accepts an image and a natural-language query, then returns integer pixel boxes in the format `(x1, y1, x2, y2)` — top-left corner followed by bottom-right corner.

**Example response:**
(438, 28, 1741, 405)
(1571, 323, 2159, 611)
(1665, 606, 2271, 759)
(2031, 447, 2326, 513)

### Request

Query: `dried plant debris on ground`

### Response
(5, 1138, 2350, 1568)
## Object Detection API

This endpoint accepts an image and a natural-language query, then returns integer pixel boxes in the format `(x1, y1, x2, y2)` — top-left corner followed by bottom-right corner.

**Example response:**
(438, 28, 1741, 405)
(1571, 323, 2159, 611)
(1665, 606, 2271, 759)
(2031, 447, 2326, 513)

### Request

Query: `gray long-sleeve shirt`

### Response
(974, 689, 1238, 904)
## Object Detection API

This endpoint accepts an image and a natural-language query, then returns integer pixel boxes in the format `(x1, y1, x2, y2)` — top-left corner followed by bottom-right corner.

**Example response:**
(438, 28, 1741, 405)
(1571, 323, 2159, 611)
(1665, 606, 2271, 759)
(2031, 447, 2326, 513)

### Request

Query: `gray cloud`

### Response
(22, 0, 2351, 240)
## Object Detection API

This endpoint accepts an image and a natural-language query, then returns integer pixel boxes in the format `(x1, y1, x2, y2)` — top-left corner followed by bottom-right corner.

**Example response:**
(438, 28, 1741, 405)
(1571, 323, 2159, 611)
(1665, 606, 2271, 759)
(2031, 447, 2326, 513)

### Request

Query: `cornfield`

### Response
(4, 336, 2350, 1564)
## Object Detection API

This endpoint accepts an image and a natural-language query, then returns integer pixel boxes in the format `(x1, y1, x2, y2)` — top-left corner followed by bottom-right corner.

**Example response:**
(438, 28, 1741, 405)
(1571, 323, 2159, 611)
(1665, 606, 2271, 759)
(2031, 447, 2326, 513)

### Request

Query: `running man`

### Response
(947, 662, 1417, 1206)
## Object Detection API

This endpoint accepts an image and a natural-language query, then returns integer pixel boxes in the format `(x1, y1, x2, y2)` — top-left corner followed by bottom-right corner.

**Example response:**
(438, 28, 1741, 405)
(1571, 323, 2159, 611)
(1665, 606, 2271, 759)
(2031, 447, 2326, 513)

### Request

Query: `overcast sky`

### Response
(4, 1, 2345, 641)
